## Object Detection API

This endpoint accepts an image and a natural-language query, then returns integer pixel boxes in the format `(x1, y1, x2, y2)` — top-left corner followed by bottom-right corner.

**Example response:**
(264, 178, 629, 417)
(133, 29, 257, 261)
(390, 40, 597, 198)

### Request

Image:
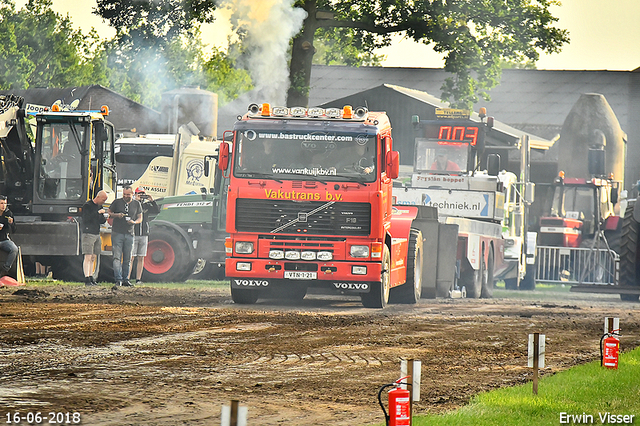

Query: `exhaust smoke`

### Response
(218, 0, 307, 105)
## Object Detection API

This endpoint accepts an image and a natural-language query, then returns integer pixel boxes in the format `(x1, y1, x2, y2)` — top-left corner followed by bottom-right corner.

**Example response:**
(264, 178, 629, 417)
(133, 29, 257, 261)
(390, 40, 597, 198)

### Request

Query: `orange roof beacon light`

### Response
(558, 170, 565, 179)
(100, 105, 109, 116)
(479, 107, 487, 119)
(343, 105, 353, 119)
(51, 104, 60, 112)
(261, 103, 271, 117)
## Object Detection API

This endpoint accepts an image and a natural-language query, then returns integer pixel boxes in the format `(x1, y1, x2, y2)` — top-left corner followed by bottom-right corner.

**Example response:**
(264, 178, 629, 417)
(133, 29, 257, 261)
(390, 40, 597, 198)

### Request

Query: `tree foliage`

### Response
(0, 0, 108, 90)
(287, 0, 569, 107)
(96, 0, 251, 109)
(95, 0, 568, 109)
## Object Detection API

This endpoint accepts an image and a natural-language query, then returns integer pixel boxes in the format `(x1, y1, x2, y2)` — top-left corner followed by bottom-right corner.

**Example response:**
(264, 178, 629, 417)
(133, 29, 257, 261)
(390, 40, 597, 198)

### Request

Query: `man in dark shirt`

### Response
(0, 195, 17, 277)
(81, 190, 108, 286)
(108, 186, 142, 286)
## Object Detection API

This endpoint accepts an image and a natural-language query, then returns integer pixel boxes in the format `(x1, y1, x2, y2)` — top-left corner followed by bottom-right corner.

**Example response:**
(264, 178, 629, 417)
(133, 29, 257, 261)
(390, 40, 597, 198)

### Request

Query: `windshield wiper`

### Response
(300, 175, 327, 185)
(237, 171, 283, 183)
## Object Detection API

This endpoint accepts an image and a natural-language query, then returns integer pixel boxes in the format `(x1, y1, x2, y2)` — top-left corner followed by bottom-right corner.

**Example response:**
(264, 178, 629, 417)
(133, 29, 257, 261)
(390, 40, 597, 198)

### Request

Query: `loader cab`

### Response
(32, 109, 116, 216)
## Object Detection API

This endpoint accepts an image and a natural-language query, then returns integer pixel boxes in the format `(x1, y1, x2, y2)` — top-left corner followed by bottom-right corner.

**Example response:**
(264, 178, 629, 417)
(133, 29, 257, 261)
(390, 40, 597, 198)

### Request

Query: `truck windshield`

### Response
(414, 139, 468, 174)
(234, 130, 377, 183)
(37, 122, 85, 200)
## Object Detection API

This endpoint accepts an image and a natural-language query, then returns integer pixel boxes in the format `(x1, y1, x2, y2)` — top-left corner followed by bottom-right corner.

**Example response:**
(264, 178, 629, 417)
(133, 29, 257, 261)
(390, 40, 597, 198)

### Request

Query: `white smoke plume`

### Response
(217, 0, 307, 106)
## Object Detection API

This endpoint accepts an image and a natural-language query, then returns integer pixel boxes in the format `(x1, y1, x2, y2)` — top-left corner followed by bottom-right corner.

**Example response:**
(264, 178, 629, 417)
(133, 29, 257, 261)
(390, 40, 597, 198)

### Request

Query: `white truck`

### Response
(394, 108, 534, 296)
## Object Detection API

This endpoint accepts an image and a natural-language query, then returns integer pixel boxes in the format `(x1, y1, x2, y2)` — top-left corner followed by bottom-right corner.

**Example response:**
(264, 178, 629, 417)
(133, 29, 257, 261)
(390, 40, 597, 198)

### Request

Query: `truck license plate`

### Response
(284, 271, 317, 280)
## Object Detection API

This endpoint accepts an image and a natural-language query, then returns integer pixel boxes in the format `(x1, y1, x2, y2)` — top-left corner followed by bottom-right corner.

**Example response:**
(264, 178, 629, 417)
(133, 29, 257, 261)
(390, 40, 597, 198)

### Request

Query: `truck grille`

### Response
(236, 199, 371, 236)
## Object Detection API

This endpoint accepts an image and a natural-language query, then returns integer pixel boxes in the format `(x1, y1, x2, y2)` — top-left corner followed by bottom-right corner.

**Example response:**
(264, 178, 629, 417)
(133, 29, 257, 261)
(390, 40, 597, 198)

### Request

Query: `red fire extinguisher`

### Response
(378, 376, 411, 426)
(600, 329, 620, 369)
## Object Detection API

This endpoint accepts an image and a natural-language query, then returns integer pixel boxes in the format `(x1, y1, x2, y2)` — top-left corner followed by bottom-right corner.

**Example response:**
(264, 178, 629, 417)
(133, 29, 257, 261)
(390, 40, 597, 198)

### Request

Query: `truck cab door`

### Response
(92, 121, 116, 201)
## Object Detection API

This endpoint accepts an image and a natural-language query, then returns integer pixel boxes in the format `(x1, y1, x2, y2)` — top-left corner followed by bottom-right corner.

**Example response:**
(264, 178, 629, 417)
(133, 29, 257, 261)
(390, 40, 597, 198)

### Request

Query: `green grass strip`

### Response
(393, 346, 640, 426)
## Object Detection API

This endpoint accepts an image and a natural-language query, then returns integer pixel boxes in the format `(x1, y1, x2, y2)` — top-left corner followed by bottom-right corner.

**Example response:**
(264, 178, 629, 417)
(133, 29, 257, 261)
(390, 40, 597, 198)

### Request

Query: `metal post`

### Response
(230, 400, 239, 426)
(532, 333, 539, 395)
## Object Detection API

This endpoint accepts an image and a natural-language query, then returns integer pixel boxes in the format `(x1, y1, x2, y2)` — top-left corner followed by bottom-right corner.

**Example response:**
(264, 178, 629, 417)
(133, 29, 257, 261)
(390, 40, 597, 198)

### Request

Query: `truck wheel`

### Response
(144, 227, 194, 282)
(50, 255, 86, 282)
(361, 245, 390, 308)
(390, 229, 423, 304)
(519, 263, 536, 290)
(463, 257, 483, 299)
(481, 247, 494, 298)
(504, 277, 519, 290)
(619, 200, 640, 302)
(231, 287, 259, 304)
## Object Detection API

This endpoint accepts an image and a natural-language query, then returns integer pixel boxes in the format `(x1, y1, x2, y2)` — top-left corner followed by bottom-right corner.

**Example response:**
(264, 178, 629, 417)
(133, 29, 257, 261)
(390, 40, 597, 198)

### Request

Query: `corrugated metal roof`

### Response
(309, 66, 632, 131)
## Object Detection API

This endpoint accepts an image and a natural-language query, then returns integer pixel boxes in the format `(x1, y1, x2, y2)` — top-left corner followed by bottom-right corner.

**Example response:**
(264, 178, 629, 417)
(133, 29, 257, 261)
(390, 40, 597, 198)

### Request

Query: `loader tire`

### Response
(144, 226, 195, 282)
(619, 200, 640, 302)
(390, 229, 423, 304)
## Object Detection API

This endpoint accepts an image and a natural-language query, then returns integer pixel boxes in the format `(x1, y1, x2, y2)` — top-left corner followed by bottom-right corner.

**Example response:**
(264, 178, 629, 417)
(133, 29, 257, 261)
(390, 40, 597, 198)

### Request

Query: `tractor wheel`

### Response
(481, 247, 494, 298)
(144, 226, 194, 282)
(361, 245, 390, 308)
(619, 200, 640, 302)
(190, 260, 226, 281)
(390, 229, 423, 304)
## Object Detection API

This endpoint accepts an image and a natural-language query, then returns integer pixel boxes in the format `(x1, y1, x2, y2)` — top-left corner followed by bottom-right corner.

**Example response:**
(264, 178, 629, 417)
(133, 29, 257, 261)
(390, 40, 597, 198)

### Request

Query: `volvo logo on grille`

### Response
(233, 279, 269, 287)
(298, 212, 308, 222)
(333, 282, 369, 291)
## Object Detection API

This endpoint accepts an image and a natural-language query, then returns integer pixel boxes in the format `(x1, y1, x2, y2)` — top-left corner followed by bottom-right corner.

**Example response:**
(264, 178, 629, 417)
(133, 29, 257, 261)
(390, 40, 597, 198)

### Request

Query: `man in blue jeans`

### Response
(108, 186, 142, 286)
(0, 195, 17, 277)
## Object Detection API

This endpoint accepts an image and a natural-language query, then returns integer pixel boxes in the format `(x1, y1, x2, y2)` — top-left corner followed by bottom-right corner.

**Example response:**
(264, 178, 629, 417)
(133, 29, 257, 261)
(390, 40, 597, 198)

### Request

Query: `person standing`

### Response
(109, 186, 142, 287)
(81, 190, 108, 286)
(128, 187, 159, 284)
(0, 195, 17, 277)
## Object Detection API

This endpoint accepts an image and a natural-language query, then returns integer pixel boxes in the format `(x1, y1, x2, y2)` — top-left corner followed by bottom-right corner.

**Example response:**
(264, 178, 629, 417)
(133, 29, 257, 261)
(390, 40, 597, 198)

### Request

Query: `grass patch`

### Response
(370, 347, 640, 426)
(23, 278, 228, 289)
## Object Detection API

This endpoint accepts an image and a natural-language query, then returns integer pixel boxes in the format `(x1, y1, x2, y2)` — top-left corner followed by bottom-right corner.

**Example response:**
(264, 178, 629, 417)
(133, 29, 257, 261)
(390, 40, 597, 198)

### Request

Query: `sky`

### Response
(14, 0, 640, 72)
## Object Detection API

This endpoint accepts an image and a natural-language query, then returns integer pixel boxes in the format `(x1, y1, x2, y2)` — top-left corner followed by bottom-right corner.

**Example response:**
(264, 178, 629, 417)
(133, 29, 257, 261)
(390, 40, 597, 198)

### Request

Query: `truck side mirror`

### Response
(218, 142, 230, 171)
(611, 182, 619, 205)
(487, 153, 500, 176)
(525, 182, 535, 204)
(386, 150, 399, 179)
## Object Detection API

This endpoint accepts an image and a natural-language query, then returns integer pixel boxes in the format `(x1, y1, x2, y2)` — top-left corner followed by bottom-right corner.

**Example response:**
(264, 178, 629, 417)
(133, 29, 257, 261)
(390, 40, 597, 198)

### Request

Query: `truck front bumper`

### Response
(226, 258, 382, 293)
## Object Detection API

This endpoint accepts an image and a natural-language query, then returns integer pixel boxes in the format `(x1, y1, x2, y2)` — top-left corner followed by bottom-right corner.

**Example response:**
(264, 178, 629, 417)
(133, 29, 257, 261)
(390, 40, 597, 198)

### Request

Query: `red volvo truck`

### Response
(217, 103, 439, 308)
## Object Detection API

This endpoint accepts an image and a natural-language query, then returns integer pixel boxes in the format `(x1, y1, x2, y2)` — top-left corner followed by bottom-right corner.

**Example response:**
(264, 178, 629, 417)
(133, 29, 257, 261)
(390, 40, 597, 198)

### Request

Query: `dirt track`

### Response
(1, 283, 639, 426)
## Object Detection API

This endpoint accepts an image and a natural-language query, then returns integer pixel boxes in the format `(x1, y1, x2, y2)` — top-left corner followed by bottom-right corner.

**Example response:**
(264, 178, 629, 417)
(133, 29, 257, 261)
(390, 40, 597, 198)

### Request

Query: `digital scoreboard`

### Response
(422, 120, 484, 146)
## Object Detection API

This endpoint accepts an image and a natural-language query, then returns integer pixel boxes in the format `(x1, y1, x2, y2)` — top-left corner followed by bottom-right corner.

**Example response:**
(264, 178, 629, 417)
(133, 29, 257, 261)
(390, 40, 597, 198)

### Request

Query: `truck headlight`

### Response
(301, 251, 316, 260)
(235, 241, 254, 254)
(317, 251, 333, 261)
(350, 245, 369, 258)
(285, 250, 301, 260)
(352, 265, 367, 275)
(236, 262, 252, 271)
(269, 250, 284, 259)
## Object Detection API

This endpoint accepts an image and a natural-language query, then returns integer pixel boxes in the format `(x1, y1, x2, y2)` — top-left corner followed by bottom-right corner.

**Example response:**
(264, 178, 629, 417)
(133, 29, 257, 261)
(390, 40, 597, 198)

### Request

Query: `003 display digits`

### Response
(423, 121, 482, 145)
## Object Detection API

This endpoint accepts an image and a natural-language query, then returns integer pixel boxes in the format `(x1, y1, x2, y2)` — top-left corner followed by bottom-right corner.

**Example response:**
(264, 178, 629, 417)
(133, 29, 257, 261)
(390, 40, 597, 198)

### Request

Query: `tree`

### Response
(0, 0, 108, 90)
(96, 0, 251, 109)
(95, 0, 569, 108)
(287, 0, 569, 108)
